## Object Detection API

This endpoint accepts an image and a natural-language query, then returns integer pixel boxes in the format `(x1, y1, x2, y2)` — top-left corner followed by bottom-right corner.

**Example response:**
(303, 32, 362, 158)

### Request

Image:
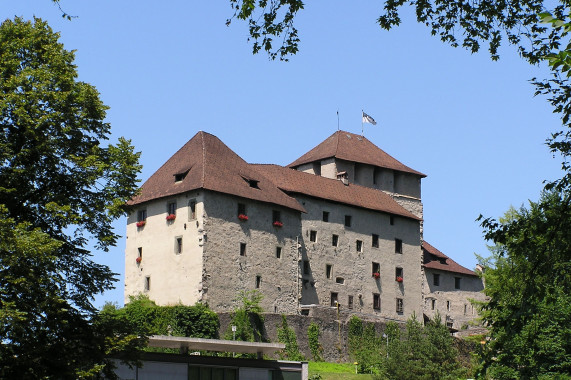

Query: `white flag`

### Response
(362, 111, 377, 125)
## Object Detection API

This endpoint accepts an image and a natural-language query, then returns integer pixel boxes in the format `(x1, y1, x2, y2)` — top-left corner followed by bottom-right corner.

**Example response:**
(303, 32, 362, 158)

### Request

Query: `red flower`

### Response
(136, 220, 146, 227)
(136, 257, 142, 264)
(273, 221, 283, 227)
(166, 214, 176, 221)
(396, 276, 403, 283)
(372, 272, 380, 279)
(238, 214, 249, 221)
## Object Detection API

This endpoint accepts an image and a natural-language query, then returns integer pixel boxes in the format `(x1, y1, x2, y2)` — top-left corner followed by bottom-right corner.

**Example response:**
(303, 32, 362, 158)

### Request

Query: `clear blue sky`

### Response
(5, 1, 564, 309)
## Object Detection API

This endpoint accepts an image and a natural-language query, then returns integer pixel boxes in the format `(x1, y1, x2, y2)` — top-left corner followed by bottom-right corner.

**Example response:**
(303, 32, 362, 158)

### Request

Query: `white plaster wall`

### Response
(124, 191, 205, 306)
(320, 158, 337, 179)
(201, 192, 300, 314)
(423, 269, 487, 329)
(297, 195, 423, 321)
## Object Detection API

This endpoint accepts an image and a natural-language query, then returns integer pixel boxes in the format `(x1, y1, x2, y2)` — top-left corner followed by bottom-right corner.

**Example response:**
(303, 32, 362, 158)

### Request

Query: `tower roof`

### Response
(128, 131, 305, 212)
(288, 130, 425, 177)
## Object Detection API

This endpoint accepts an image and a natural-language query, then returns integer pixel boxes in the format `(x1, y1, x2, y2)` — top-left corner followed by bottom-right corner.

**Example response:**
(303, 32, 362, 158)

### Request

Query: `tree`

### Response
(477, 191, 571, 379)
(0, 17, 141, 378)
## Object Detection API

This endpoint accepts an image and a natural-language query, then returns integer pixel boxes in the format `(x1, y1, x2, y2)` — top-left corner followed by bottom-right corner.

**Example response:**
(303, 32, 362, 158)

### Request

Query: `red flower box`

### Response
(372, 272, 380, 279)
(238, 214, 249, 221)
(396, 276, 403, 283)
(273, 221, 283, 227)
(136, 220, 146, 227)
(136, 257, 142, 264)
(166, 214, 176, 221)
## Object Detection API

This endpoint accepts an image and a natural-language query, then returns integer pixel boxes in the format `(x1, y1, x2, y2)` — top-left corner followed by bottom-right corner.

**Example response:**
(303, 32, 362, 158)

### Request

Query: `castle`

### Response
(125, 130, 485, 329)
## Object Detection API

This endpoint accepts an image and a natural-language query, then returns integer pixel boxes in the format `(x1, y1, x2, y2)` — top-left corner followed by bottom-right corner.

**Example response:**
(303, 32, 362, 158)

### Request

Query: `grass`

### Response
(308, 362, 374, 380)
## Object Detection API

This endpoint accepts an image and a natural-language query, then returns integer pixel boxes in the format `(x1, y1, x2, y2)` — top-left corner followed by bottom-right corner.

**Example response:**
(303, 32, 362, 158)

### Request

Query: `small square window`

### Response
(326, 264, 332, 279)
(330, 292, 338, 307)
(348, 295, 354, 309)
(322, 211, 329, 222)
(175, 237, 183, 254)
(332, 234, 339, 247)
(356, 240, 363, 252)
(276, 246, 282, 259)
(431, 299, 436, 310)
(174, 171, 187, 182)
(255, 275, 261, 289)
(303, 260, 310, 275)
(144, 276, 150, 291)
(433, 273, 440, 286)
(395, 238, 403, 254)
(240, 243, 247, 256)
(455, 277, 461, 289)
(395, 267, 403, 280)
(189, 199, 196, 220)
(396, 298, 404, 313)
(272, 210, 281, 223)
(373, 293, 381, 310)
(335, 277, 344, 284)
(238, 203, 246, 216)
(167, 201, 177, 216)
(137, 209, 147, 222)
(310, 230, 317, 242)
(390, 215, 395, 225)
(372, 234, 379, 248)
(344, 215, 352, 227)
(446, 321, 454, 329)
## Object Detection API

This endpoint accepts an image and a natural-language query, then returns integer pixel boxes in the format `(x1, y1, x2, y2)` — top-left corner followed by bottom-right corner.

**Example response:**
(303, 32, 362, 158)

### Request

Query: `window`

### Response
(272, 210, 281, 223)
(326, 264, 332, 279)
(137, 209, 147, 222)
(372, 262, 380, 276)
(455, 277, 461, 289)
(446, 321, 454, 329)
(464, 304, 468, 315)
(373, 293, 381, 310)
(243, 177, 259, 189)
(137, 247, 142, 259)
(237, 203, 246, 216)
(167, 201, 176, 216)
(395, 267, 403, 281)
(356, 240, 363, 252)
(433, 273, 440, 286)
(313, 162, 321, 176)
(332, 234, 339, 247)
(175, 237, 183, 254)
(396, 298, 404, 313)
(373, 167, 379, 185)
(372, 234, 379, 248)
(310, 230, 317, 242)
(336, 277, 344, 284)
(188, 199, 196, 220)
(447, 300, 451, 311)
(240, 243, 246, 256)
(256, 275, 261, 289)
(431, 299, 436, 310)
(144, 276, 150, 291)
(348, 295, 354, 309)
(344, 215, 352, 227)
(303, 260, 310, 275)
(330, 292, 339, 307)
(174, 171, 188, 182)
(395, 238, 403, 254)
(322, 211, 329, 222)
(276, 246, 282, 259)
(390, 215, 394, 225)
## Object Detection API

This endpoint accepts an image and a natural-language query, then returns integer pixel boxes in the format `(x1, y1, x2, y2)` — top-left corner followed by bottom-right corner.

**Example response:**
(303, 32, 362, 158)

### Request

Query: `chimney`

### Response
(336, 171, 349, 186)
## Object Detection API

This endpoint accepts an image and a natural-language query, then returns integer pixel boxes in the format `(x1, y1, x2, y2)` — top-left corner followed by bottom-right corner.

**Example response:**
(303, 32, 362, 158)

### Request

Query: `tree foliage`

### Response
(307, 322, 323, 362)
(223, 290, 266, 343)
(0, 17, 141, 378)
(277, 314, 304, 361)
(477, 191, 571, 379)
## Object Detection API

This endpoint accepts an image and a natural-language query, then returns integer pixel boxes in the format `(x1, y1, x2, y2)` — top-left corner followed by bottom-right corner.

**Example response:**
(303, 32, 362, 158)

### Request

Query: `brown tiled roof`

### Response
(288, 130, 426, 177)
(422, 241, 477, 276)
(128, 131, 305, 212)
(254, 164, 421, 221)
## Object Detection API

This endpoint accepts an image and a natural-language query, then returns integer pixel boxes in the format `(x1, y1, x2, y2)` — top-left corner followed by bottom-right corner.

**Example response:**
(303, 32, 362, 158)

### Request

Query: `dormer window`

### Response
(242, 176, 260, 189)
(174, 170, 189, 182)
(336, 171, 348, 185)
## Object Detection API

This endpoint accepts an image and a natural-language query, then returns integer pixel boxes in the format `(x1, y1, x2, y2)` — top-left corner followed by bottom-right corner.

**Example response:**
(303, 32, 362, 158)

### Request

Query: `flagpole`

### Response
(361, 109, 364, 136)
(337, 109, 340, 131)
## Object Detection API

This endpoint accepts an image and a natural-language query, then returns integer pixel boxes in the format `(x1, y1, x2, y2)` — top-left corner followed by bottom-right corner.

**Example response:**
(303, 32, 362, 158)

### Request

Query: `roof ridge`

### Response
(200, 131, 206, 187)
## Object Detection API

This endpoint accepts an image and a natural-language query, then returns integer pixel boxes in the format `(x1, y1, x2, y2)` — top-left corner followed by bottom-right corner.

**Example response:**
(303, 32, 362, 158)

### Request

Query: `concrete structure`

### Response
(125, 130, 484, 326)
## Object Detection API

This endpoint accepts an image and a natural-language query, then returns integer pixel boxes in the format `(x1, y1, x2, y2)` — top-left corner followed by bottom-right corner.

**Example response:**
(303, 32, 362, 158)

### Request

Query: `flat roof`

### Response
(148, 335, 285, 355)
